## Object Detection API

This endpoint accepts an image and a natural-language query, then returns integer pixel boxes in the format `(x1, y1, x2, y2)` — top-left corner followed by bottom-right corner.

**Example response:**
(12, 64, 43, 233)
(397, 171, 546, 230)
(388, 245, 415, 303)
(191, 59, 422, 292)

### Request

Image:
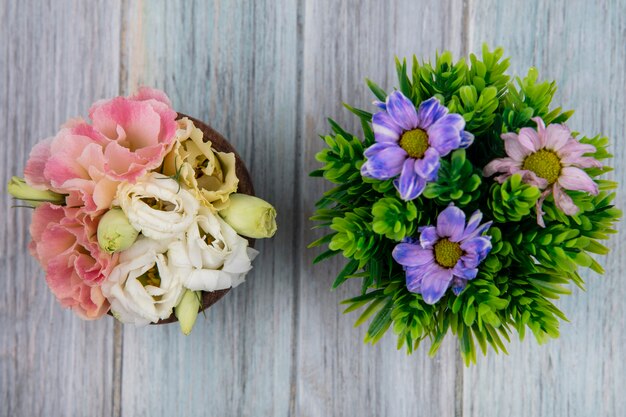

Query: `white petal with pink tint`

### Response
(558, 167, 599, 194)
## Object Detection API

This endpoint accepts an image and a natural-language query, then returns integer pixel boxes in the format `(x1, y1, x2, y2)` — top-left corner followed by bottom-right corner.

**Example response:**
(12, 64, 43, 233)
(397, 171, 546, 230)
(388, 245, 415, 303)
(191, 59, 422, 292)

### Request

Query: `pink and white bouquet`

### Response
(8, 88, 277, 334)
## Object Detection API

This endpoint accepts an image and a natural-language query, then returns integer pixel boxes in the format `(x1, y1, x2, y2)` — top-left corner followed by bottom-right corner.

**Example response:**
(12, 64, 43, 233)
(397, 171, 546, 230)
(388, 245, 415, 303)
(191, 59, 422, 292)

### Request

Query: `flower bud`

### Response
(7, 176, 64, 207)
(218, 194, 277, 239)
(97, 208, 139, 253)
(175, 289, 201, 335)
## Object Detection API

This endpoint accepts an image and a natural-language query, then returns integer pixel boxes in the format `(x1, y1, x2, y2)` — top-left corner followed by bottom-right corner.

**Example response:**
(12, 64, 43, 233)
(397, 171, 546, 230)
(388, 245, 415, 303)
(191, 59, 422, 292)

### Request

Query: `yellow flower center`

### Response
(399, 128, 429, 159)
(137, 266, 161, 288)
(433, 238, 463, 268)
(522, 149, 562, 184)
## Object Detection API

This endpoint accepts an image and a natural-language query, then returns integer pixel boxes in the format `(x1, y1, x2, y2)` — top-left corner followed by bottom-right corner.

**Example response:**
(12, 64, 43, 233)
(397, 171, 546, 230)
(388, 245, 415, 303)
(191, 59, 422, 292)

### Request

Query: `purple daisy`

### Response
(361, 91, 474, 200)
(392, 206, 492, 304)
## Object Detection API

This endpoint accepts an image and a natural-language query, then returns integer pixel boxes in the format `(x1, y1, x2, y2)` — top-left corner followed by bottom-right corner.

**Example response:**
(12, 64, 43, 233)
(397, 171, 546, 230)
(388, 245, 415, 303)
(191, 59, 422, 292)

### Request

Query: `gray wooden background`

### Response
(1, 1, 625, 416)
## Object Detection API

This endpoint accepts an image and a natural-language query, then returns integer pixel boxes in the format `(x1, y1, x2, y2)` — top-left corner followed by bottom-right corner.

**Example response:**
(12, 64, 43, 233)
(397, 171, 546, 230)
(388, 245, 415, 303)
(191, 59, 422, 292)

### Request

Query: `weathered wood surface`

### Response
(1, 0, 624, 416)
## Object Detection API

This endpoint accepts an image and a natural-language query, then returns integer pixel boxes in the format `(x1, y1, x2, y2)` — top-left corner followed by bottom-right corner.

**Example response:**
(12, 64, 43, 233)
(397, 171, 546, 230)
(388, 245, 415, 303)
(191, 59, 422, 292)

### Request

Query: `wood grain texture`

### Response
(297, 1, 466, 416)
(463, 1, 626, 416)
(1, 0, 625, 416)
(117, 1, 299, 416)
(0, 1, 121, 416)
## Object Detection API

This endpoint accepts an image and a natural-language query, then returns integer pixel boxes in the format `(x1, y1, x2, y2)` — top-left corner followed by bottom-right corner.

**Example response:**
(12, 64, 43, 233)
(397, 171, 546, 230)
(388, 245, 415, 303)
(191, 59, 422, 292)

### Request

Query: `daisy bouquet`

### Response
(8, 88, 277, 334)
(311, 46, 621, 363)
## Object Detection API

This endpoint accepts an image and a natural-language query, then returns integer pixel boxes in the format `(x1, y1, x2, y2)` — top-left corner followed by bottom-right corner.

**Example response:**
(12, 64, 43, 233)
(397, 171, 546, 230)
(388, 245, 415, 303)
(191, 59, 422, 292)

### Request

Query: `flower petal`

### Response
(518, 170, 549, 189)
(372, 111, 402, 143)
(483, 157, 522, 177)
(436, 205, 466, 241)
(503, 135, 532, 161)
(394, 159, 427, 200)
(451, 277, 468, 295)
(557, 140, 596, 159)
(405, 266, 425, 293)
(361, 144, 406, 179)
(517, 127, 541, 151)
(419, 226, 439, 249)
(459, 130, 474, 149)
(427, 123, 462, 156)
(416, 97, 448, 129)
(533, 117, 547, 147)
(460, 236, 492, 268)
(544, 123, 571, 151)
(414, 147, 441, 181)
(452, 263, 478, 280)
(558, 167, 599, 194)
(420, 267, 453, 304)
(393, 243, 435, 268)
(386, 91, 418, 130)
(552, 184, 579, 215)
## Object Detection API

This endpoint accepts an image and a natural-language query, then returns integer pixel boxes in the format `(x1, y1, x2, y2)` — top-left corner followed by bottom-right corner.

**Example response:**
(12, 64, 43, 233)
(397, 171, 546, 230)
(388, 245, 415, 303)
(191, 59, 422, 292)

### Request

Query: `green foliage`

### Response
(371, 197, 419, 241)
(310, 44, 621, 365)
(328, 208, 379, 268)
(488, 174, 541, 222)
(423, 149, 482, 207)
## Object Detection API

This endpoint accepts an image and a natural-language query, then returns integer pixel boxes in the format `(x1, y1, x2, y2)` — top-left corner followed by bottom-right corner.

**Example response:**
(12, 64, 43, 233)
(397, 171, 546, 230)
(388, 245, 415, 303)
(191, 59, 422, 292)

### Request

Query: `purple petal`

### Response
(460, 210, 483, 240)
(405, 266, 425, 293)
(460, 236, 492, 268)
(372, 111, 402, 144)
(392, 243, 434, 268)
(386, 91, 418, 131)
(414, 147, 441, 181)
(419, 226, 439, 249)
(558, 167, 599, 195)
(373, 100, 387, 111)
(427, 123, 462, 157)
(436, 206, 466, 241)
(452, 263, 478, 280)
(420, 266, 453, 304)
(416, 97, 448, 129)
(431, 113, 465, 131)
(451, 277, 468, 295)
(361, 144, 406, 179)
(394, 159, 427, 200)
(459, 130, 474, 149)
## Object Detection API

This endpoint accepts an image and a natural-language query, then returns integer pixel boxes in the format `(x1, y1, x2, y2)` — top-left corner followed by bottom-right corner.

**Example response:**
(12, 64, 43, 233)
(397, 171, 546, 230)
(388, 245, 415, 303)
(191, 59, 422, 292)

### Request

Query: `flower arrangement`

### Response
(311, 45, 621, 364)
(8, 88, 277, 334)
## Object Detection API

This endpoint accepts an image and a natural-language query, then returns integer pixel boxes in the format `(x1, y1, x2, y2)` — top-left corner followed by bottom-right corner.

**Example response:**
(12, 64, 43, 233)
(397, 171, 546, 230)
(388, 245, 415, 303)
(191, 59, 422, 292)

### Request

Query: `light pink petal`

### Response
(532, 117, 547, 147)
(24, 137, 53, 189)
(130, 86, 173, 108)
(544, 124, 571, 151)
(552, 184, 579, 215)
(504, 136, 532, 161)
(563, 156, 602, 169)
(92, 98, 162, 147)
(483, 158, 522, 177)
(517, 127, 541, 151)
(557, 139, 596, 158)
(558, 167, 599, 194)
(535, 189, 551, 227)
(518, 170, 549, 189)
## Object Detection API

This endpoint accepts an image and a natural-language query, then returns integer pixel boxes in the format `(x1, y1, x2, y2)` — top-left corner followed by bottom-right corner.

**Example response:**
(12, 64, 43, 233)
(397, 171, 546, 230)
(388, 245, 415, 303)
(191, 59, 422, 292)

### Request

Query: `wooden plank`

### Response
(0, 1, 121, 416)
(463, 1, 626, 416)
(297, 1, 467, 416)
(118, 1, 299, 416)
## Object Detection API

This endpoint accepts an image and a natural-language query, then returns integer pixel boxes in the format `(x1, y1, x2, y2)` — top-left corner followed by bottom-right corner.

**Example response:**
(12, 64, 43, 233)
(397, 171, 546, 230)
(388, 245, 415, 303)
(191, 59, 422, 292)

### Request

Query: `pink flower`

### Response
(24, 87, 178, 213)
(29, 203, 119, 319)
(25, 121, 118, 213)
(89, 87, 178, 182)
(484, 117, 601, 226)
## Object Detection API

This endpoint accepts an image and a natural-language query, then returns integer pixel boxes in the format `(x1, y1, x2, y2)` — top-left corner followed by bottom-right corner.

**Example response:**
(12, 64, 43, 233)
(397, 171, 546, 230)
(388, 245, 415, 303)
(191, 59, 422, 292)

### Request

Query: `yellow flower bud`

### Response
(218, 194, 277, 239)
(97, 208, 139, 253)
(7, 176, 64, 206)
(175, 290, 201, 335)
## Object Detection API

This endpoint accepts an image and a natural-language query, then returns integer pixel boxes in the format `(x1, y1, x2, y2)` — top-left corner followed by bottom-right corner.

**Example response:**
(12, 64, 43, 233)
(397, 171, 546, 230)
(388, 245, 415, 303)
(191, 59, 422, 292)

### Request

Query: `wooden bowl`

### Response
(155, 113, 255, 324)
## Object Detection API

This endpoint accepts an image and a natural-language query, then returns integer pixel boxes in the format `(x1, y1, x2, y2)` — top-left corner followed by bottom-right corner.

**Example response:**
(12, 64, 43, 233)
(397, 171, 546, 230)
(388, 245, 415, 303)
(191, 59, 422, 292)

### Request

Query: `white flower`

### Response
(168, 207, 259, 292)
(116, 172, 199, 240)
(101, 237, 184, 325)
